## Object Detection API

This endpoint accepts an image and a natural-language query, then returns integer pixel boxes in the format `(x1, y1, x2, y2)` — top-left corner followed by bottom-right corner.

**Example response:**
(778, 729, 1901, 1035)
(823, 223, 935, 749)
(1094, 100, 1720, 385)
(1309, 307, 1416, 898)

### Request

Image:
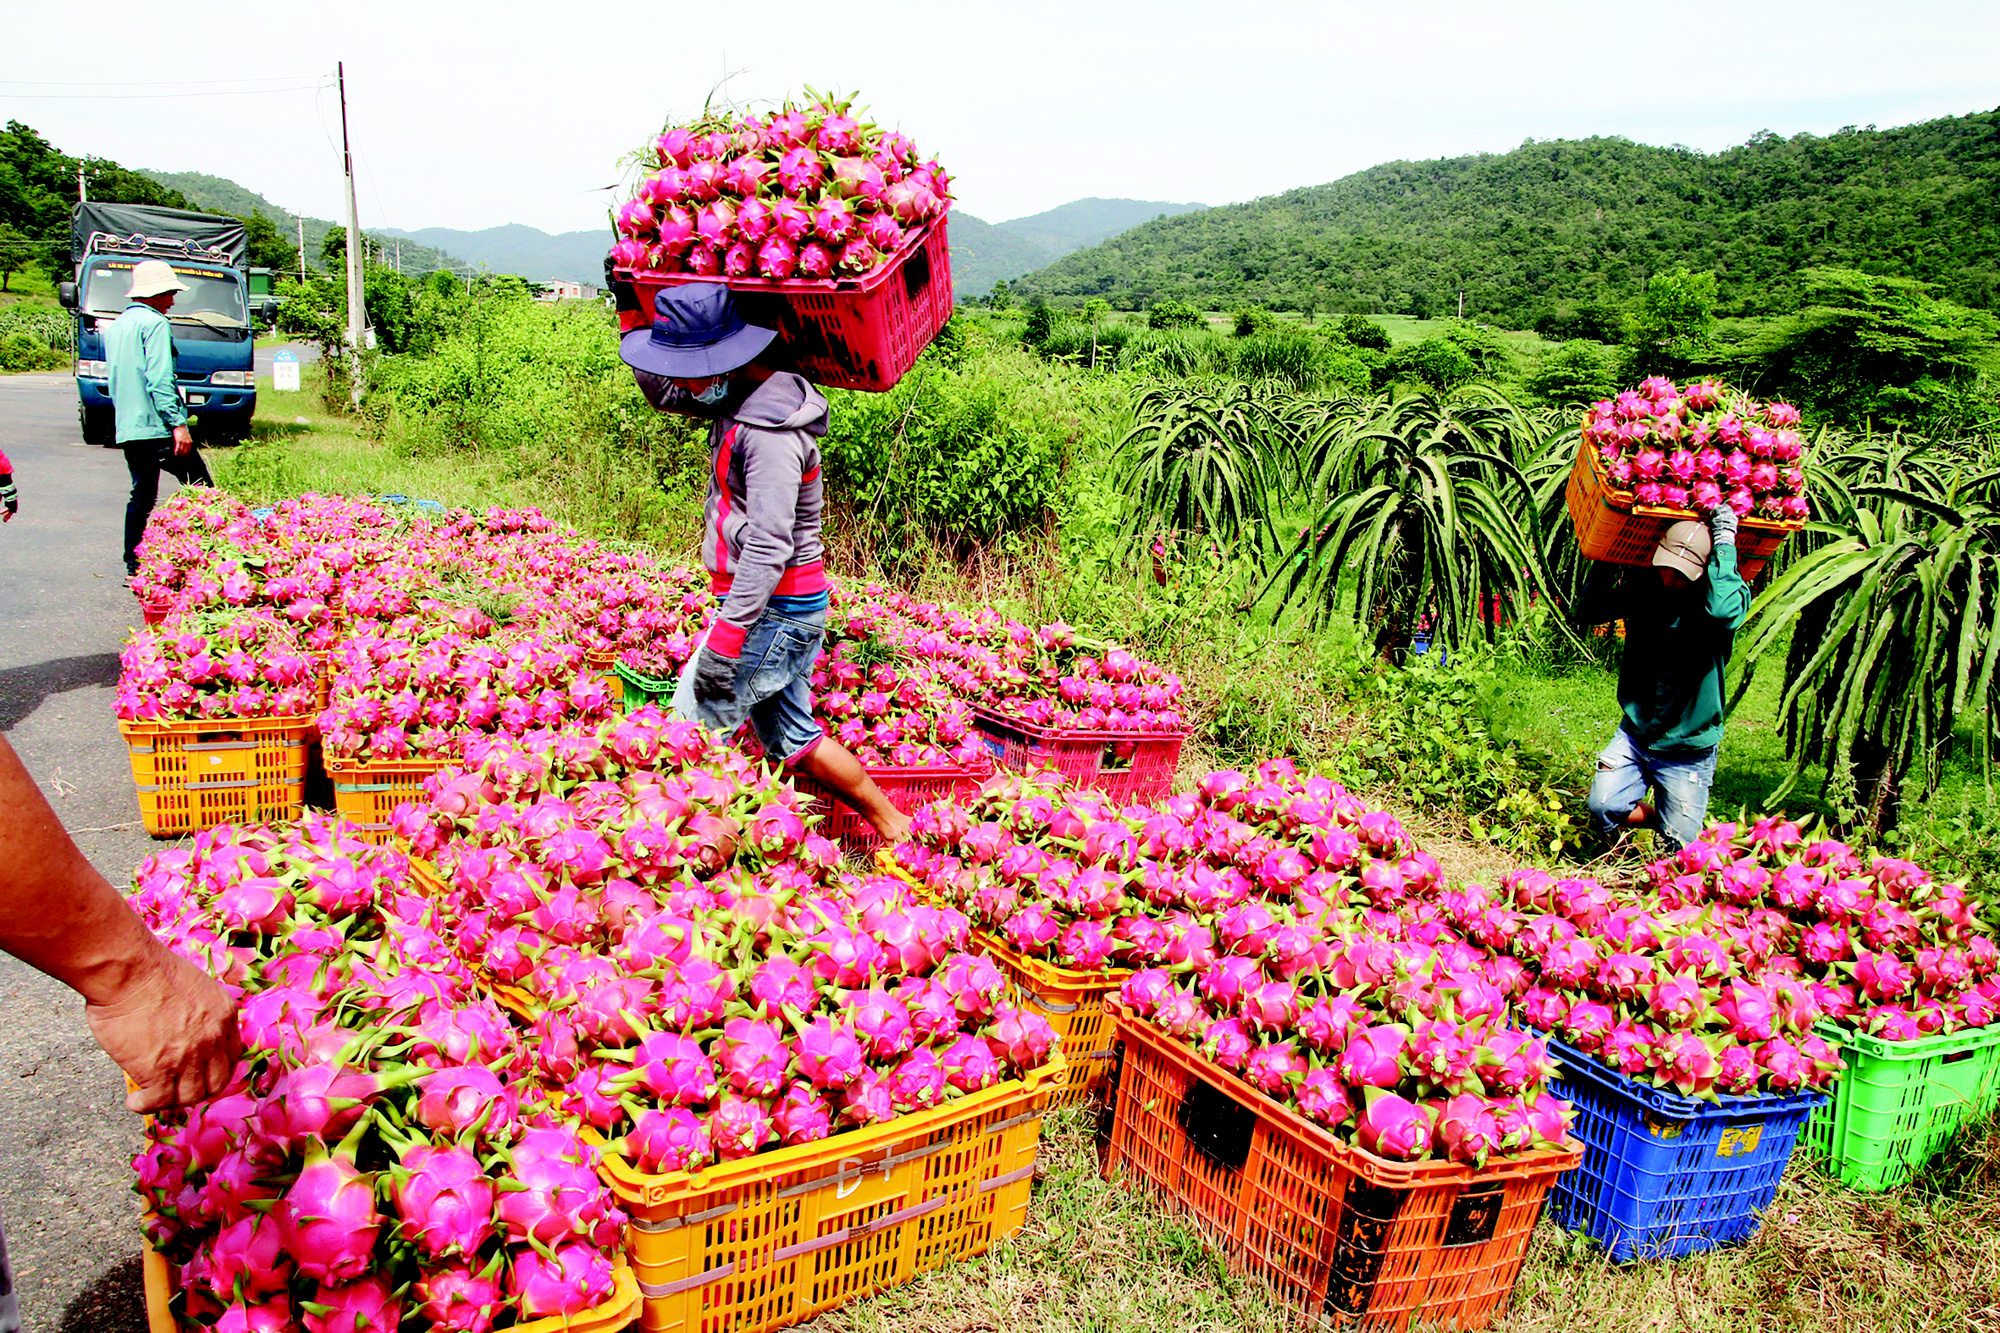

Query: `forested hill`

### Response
(1004, 109, 2000, 328)
(141, 170, 465, 278)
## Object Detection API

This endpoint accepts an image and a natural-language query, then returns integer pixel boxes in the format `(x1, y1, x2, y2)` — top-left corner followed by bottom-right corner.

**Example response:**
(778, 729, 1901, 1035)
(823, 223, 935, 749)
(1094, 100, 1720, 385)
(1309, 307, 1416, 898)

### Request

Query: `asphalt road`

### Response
(0, 371, 204, 1333)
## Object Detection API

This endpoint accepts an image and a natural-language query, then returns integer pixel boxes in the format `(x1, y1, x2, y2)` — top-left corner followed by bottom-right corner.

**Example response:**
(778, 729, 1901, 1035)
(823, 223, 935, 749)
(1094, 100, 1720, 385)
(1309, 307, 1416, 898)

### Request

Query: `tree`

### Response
(362, 264, 415, 354)
(1744, 268, 2000, 431)
(240, 212, 298, 276)
(1627, 266, 1716, 374)
(1735, 458, 2000, 836)
(320, 225, 346, 269)
(0, 222, 28, 291)
(1383, 337, 1479, 392)
(1525, 340, 1620, 408)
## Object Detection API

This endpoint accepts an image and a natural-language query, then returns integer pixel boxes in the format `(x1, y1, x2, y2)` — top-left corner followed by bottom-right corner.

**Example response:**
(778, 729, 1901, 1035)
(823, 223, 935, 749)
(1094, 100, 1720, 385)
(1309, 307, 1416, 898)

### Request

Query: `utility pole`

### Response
(77, 165, 87, 202)
(296, 215, 306, 284)
(1457, 287, 1465, 321)
(338, 60, 365, 406)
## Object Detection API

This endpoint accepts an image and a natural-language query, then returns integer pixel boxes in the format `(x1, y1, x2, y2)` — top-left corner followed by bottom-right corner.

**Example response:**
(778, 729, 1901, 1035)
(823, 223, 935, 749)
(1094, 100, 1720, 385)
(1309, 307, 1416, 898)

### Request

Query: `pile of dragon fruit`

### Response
(611, 93, 950, 284)
(837, 586, 1188, 735)
(116, 608, 322, 723)
(894, 762, 1570, 1165)
(129, 817, 628, 1331)
(812, 607, 991, 769)
(1582, 377, 1811, 521)
(319, 619, 618, 764)
(1438, 816, 1997, 1099)
(389, 709, 1058, 1172)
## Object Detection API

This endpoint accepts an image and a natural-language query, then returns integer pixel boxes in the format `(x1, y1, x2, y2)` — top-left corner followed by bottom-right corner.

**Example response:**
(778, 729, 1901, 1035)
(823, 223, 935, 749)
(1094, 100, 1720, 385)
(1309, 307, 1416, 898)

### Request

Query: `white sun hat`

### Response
(127, 259, 189, 300)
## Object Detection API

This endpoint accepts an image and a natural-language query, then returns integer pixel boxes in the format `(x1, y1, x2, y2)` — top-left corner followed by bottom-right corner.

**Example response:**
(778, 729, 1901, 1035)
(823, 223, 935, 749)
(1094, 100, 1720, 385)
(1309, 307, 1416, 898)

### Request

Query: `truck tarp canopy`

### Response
(71, 202, 248, 267)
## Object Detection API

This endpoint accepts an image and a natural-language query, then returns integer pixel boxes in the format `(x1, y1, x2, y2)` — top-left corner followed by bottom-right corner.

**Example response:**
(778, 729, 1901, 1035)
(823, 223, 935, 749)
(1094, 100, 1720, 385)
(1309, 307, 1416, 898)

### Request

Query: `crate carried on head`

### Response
(617, 219, 952, 394)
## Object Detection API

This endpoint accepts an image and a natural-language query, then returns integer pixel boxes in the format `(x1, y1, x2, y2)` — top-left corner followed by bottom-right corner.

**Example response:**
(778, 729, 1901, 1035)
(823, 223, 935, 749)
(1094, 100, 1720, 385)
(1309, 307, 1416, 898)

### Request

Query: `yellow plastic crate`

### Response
(325, 755, 449, 843)
(120, 715, 313, 837)
(878, 851, 1124, 1106)
(599, 1053, 1063, 1333)
(141, 1230, 640, 1333)
(972, 931, 1127, 1107)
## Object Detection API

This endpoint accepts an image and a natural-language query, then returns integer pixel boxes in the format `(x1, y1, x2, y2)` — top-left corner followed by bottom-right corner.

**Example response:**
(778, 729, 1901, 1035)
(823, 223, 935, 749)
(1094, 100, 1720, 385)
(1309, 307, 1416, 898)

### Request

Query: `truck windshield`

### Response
(81, 259, 248, 330)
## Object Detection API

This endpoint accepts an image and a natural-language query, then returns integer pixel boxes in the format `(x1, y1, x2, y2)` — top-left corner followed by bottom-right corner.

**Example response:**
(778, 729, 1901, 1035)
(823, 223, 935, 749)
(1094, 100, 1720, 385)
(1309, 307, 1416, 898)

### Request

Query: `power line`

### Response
(1, 83, 329, 101)
(0, 74, 327, 87)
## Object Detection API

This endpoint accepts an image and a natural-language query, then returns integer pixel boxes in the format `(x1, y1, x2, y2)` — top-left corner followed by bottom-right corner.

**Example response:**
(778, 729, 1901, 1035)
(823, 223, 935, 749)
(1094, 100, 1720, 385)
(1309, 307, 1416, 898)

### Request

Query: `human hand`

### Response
(86, 945, 243, 1113)
(171, 424, 194, 456)
(692, 647, 739, 707)
(1707, 504, 1740, 548)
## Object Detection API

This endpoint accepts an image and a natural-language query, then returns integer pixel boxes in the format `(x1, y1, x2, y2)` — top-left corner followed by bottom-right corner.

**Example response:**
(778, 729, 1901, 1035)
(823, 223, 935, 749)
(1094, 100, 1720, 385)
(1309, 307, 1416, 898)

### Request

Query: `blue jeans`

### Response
(673, 606, 826, 765)
(1587, 726, 1719, 852)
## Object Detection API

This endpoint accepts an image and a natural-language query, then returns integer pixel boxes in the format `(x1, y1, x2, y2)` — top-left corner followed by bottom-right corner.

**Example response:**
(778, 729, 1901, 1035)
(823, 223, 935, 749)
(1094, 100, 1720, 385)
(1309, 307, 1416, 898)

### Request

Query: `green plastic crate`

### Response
(615, 660, 677, 712)
(1801, 1020, 2000, 1191)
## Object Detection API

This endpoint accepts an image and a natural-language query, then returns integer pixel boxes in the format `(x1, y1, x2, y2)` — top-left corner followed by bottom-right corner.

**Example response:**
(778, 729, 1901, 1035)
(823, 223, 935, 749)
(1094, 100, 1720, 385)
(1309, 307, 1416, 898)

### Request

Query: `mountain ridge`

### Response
(1003, 110, 2000, 326)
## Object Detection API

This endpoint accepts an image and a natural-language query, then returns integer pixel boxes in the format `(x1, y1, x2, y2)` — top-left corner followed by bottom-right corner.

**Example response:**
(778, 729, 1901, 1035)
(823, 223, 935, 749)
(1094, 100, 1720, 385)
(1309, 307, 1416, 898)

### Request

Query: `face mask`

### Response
(690, 378, 732, 406)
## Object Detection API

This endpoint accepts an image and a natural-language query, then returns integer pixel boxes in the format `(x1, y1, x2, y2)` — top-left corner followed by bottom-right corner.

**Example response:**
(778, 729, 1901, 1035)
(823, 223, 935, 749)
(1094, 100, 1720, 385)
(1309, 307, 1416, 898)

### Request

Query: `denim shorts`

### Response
(673, 606, 827, 765)
(1586, 725, 1719, 852)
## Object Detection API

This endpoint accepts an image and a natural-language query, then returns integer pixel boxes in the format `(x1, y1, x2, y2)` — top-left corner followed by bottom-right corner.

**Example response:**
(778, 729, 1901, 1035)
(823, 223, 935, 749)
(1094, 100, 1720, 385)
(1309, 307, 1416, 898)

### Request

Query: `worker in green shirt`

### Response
(103, 259, 212, 580)
(1574, 507, 1749, 851)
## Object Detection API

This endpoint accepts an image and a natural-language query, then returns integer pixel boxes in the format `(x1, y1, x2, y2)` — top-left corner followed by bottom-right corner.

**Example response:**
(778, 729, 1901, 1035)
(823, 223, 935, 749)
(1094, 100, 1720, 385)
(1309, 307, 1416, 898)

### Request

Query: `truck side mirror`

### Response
(57, 281, 76, 309)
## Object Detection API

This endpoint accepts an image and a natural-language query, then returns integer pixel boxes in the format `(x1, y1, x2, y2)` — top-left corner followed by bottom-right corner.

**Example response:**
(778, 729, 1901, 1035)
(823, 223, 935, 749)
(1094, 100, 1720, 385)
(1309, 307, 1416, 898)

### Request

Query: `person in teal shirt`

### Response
(1574, 507, 1749, 850)
(103, 259, 212, 579)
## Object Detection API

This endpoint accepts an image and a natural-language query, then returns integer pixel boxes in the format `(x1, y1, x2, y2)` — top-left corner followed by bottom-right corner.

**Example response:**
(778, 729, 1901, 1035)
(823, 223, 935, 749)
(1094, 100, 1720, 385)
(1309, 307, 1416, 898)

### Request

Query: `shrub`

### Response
(1336, 313, 1391, 351)
(1232, 305, 1276, 337)
(1524, 340, 1620, 408)
(1383, 337, 1479, 391)
(821, 332, 1119, 564)
(1146, 299, 1205, 331)
(1228, 328, 1324, 388)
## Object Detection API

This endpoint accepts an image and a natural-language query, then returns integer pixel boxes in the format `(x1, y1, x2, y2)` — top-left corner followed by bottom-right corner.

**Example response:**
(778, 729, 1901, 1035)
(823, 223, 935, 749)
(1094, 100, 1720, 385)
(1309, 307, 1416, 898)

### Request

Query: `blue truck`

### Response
(59, 202, 258, 446)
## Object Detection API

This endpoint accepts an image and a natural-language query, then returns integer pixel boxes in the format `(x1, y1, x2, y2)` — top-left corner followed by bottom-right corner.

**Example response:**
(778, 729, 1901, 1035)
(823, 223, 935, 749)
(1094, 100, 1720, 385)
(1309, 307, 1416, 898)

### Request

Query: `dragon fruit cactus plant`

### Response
(128, 816, 626, 1329)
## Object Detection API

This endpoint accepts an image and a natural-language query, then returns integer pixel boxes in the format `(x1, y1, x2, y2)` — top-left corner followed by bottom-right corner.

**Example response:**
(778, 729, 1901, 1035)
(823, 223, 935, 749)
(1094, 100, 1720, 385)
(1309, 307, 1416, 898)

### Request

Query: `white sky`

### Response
(7, 0, 1998, 238)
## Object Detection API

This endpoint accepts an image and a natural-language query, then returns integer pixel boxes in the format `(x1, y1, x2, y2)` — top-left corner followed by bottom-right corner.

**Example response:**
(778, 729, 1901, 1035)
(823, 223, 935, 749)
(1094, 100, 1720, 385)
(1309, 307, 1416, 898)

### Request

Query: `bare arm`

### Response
(0, 737, 240, 1111)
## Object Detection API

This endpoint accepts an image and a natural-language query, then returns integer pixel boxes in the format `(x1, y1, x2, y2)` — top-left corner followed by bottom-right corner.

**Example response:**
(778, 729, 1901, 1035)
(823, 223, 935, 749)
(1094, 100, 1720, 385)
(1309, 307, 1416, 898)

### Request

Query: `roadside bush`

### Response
(0, 330, 64, 371)
(821, 331, 1122, 566)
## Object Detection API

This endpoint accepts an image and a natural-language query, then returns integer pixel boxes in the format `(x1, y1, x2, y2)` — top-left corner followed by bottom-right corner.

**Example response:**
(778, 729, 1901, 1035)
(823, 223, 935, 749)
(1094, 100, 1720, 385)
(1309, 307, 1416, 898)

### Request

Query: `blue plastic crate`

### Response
(1544, 1034, 1825, 1261)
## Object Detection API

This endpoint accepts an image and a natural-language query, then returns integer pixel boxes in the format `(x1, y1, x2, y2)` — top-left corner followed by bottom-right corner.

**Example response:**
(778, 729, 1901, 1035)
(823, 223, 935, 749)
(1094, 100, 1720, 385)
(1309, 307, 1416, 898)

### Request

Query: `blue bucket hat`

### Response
(618, 282, 777, 379)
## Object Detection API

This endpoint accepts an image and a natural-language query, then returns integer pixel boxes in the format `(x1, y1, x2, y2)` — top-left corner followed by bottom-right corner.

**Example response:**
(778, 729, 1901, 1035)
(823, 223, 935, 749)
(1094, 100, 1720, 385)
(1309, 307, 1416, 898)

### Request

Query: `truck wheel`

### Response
(80, 404, 115, 447)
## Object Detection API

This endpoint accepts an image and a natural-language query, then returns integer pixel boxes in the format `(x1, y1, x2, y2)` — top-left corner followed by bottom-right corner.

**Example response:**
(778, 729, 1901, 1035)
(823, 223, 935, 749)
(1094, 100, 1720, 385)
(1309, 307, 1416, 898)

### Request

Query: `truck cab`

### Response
(60, 204, 259, 447)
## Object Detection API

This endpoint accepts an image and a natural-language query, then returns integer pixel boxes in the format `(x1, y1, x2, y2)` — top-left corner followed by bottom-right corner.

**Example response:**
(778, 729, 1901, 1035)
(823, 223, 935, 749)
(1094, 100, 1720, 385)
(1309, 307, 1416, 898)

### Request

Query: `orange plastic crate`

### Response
(617, 218, 953, 393)
(324, 754, 449, 843)
(120, 715, 314, 837)
(140, 1227, 641, 1333)
(598, 1053, 1062, 1333)
(969, 704, 1185, 805)
(1105, 1005, 1580, 1331)
(1565, 440, 1799, 582)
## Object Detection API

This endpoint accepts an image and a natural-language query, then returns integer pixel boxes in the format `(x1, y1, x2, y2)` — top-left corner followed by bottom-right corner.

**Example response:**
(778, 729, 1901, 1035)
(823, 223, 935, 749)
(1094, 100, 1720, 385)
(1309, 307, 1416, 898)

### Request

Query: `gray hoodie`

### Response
(638, 370, 829, 658)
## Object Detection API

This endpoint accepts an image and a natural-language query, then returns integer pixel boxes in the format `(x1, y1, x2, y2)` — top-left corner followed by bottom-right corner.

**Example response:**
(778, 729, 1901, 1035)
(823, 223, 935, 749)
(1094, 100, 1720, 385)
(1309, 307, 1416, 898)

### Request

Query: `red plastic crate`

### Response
(616, 218, 953, 392)
(970, 703, 1184, 805)
(792, 762, 986, 853)
(1565, 440, 1799, 582)
(1106, 1004, 1580, 1329)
